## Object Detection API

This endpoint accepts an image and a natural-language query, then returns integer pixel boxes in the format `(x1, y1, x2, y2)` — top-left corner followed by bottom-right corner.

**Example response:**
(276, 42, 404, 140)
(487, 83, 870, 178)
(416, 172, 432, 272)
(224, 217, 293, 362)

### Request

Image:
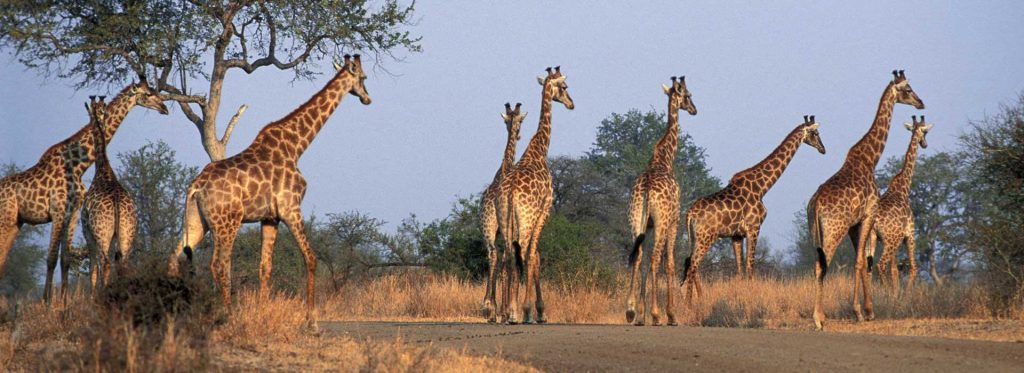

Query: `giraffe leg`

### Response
(208, 216, 242, 311)
(43, 214, 65, 304)
(857, 217, 877, 321)
(664, 220, 679, 326)
(814, 223, 843, 331)
(281, 210, 318, 329)
(258, 220, 279, 300)
(874, 230, 888, 287)
(481, 201, 500, 322)
(59, 193, 84, 304)
(682, 233, 713, 308)
(905, 234, 918, 292)
(117, 203, 136, 276)
(0, 223, 20, 280)
(532, 203, 551, 324)
(847, 225, 865, 322)
(626, 223, 649, 324)
(881, 235, 900, 293)
(731, 237, 743, 280)
(745, 233, 759, 280)
(647, 229, 667, 326)
(626, 184, 650, 324)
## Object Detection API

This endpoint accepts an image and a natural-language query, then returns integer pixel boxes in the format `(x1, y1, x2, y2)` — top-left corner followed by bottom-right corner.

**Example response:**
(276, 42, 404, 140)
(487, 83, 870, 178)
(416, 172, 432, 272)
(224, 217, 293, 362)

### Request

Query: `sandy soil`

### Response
(324, 321, 1024, 372)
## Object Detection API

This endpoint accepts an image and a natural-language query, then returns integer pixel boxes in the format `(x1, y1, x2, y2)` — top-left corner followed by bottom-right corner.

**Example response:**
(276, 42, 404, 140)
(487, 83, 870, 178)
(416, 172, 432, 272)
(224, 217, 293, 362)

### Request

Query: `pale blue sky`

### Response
(2, 1, 1022, 254)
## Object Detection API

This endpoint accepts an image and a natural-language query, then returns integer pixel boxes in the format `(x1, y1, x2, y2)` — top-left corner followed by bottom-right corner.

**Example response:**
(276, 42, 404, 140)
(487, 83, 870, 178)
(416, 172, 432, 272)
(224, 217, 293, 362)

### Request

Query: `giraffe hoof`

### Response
(667, 317, 678, 326)
(634, 320, 645, 327)
(625, 309, 637, 323)
(536, 317, 547, 324)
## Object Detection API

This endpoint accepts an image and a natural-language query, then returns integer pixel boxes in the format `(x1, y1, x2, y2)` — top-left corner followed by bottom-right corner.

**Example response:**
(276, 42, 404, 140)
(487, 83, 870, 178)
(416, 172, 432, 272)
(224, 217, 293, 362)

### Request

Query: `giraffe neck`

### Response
(843, 82, 897, 173)
(497, 127, 519, 177)
(518, 87, 554, 167)
(886, 132, 921, 197)
(90, 123, 118, 184)
(62, 85, 138, 177)
(730, 125, 804, 197)
(252, 71, 355, 160)
(649, 98, 681, 171)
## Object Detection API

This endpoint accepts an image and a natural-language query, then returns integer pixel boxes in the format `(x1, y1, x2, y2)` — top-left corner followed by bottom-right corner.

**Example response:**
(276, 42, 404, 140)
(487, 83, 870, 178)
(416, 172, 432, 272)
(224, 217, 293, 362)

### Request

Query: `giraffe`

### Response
(625, 76, 697, 326)
(167, 54, 372, 325)
(77, 95, 139, 290)
(808, 70, 924, 330)
(870, 115, 931, 292)
(481, 103, 527, 323)
(683, 115, 826, 304)
(0, 78, 167, 302)
(496, 66, 574, 324)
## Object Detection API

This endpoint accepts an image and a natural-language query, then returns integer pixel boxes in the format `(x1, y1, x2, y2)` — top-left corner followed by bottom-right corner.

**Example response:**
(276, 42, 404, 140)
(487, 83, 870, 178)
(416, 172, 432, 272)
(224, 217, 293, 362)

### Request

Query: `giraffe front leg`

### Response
(0, 222, 21, 279)
(259, 221, 279, 300)
(904, 234, 918, 292)
(745, 233, 760, 280)
(281, 208, 319, 331)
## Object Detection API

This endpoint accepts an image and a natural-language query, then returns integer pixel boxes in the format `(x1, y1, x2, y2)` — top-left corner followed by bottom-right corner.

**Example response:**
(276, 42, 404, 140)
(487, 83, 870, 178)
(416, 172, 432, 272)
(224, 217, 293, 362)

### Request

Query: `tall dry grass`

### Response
(0, 277, 535, 372)
(321, 271, 997, 330)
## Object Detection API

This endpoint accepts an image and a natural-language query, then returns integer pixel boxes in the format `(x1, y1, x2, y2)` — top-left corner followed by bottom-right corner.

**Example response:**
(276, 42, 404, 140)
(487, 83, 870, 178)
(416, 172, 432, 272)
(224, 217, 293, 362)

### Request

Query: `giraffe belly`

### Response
(240, 192, 278, 222)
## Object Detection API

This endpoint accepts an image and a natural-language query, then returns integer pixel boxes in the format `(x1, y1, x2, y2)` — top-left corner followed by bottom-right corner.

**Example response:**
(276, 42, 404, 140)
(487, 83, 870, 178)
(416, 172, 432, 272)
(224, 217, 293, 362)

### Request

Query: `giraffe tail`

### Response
(682, 213, 697, 283)
(629, 190, 651, 267)
(181, 187, 198, 264)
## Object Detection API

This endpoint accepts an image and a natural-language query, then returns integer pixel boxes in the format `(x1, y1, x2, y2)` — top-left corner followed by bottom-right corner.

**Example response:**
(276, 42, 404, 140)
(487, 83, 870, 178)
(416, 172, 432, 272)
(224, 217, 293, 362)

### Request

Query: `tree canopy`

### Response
(0, 0, 421, 161)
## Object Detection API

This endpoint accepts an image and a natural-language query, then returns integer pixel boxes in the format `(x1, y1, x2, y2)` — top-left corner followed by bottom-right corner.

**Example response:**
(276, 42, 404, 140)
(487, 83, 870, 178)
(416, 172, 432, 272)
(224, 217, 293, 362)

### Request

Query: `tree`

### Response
(1, 0, 421, 161)
(116, 140, 198, 260)
(0, 164, 46, 297)
(959, 93, 1024, 314)
(568, 109, 722, 269)
(876, 151, 971, 285)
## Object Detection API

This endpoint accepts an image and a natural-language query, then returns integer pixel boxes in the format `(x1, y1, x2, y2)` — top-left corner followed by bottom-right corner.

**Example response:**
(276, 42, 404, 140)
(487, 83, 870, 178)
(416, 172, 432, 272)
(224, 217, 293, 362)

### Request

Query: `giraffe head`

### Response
(85, 95, 110, 132)
(131, 75, 169, 114)
(501, 102, 527, 141)
(800, 115, 826, 154)
(903, 115, 934, 149)
(890, 70, 925, 110)
(536, 66, 574, 110)
(334, 54, 372, 105)
(661, 76, 697, 115)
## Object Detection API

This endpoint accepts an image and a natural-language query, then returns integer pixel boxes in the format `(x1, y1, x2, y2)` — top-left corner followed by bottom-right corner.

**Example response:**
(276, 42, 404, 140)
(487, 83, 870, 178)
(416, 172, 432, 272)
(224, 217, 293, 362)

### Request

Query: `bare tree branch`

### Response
(219, 104, 248, 146)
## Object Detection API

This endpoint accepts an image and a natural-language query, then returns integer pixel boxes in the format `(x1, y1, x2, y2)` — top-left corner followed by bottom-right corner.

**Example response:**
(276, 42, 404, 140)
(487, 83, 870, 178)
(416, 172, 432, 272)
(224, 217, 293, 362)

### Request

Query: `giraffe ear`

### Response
(662, 84, 672, 94)
(924, 123, 934, 132)
(520, 111, 528, 120)
(903, 122, 914, 131)
(537, 75, 546, 85)
(501, 112, 510, 121)
(333, 62, 343, 71)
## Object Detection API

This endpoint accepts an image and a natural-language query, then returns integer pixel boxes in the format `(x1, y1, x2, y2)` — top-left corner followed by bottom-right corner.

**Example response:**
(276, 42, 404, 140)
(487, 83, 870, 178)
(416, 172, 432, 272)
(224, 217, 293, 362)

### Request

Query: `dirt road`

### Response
(323, 321, 1024, 372)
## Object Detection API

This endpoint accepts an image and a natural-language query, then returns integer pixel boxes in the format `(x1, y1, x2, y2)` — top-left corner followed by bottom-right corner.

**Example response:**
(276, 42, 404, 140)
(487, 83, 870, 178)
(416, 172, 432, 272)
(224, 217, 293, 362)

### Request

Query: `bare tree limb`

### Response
(220, 104, 248, 146)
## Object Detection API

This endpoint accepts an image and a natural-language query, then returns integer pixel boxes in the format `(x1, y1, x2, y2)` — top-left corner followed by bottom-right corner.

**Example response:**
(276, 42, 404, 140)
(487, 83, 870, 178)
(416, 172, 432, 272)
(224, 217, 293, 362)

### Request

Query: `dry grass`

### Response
(2, 270, 1019, 371)
(321, 271, 1021, 341)
(0, 281, 535, 372)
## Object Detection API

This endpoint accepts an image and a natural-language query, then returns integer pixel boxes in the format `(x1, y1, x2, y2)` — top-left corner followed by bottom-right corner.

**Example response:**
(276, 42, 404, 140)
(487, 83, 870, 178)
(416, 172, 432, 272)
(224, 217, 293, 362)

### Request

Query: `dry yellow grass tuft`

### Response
(319, 271, 1017, 341)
